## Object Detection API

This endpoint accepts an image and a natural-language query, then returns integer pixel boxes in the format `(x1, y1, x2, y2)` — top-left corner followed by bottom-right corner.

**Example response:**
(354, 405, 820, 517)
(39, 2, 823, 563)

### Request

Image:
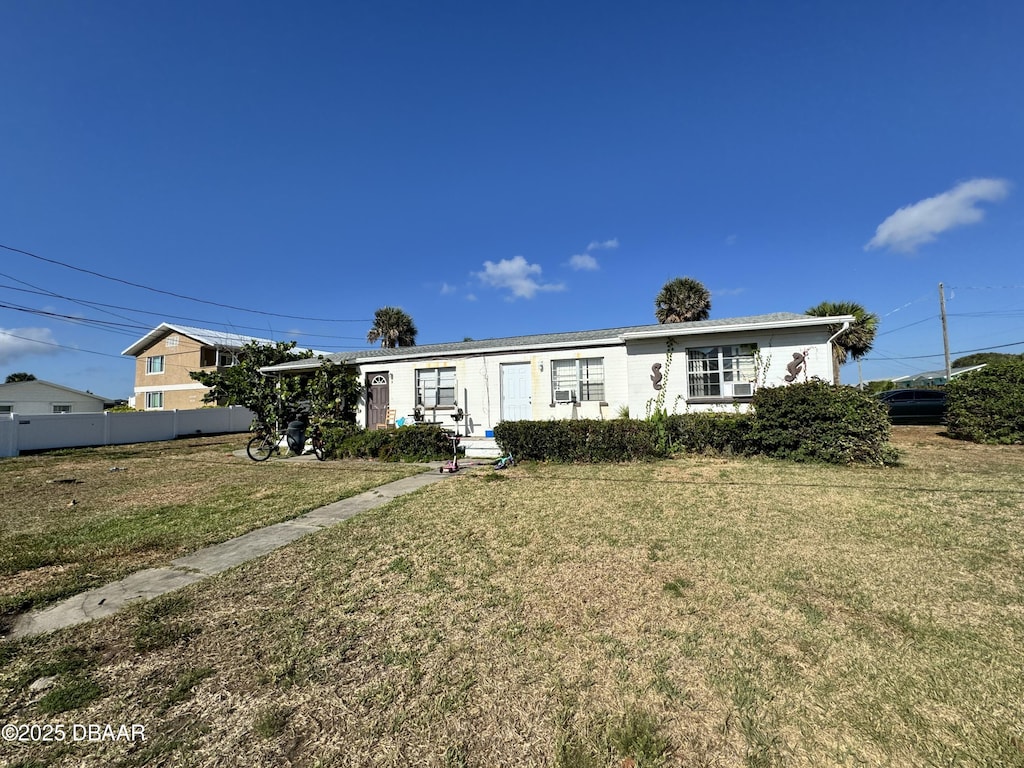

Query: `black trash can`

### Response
(286, 420, 307, 454)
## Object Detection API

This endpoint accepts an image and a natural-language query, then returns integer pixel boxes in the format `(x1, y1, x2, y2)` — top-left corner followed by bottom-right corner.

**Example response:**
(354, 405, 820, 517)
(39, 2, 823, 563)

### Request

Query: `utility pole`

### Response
(939, 282, 952, 383)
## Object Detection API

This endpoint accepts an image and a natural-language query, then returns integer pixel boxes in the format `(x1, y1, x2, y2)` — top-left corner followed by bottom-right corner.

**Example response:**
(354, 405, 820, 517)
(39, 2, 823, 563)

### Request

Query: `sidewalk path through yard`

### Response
(9, 465, 453, 640)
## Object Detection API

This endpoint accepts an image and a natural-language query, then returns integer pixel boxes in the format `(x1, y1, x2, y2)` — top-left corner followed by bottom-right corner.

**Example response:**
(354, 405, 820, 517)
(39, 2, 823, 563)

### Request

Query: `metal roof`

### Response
(890, 364, 986, 383)
(122, 323, 293, 357)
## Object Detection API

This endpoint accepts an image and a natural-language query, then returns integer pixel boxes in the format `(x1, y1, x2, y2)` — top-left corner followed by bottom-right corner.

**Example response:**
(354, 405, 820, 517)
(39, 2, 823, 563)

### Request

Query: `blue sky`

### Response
(2, 1, 1022, 399)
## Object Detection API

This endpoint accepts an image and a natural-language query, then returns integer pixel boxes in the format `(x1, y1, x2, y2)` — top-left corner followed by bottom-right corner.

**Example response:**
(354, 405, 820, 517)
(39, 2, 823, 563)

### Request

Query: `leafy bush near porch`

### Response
(493, 419, 661, 462)
(328, 424, 455, 462)
(749, 380, 895, 465)
(319, 422, 363, 457)
(663, 412, 755, 455)
(945, 359, 1024, 444)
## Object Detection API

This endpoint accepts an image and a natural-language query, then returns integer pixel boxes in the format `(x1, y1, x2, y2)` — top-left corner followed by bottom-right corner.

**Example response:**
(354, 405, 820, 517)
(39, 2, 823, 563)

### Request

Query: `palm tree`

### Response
(366, 306, 418, 348)
(654, 277, 711, 324)
(4, 372, 36, 383)
(806, 301, 878, 385)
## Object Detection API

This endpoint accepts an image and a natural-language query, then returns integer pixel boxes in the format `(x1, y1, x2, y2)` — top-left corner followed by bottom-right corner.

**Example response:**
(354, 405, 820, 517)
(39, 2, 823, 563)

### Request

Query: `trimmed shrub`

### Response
(334, 425, 454, 462)
(946, 359, 1024, 444)
(663, 412, 754, 455)
(320, 421, 362, 457)
(749, 380, 895, 465)
(493, 419, 660, 462)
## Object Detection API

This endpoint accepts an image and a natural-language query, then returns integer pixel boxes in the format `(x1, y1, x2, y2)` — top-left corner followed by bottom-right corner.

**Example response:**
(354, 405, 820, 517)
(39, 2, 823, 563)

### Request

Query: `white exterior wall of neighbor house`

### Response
(624, 328, 837, 418)
(358, 343, 630, 435)
(0, 380, 109, 415)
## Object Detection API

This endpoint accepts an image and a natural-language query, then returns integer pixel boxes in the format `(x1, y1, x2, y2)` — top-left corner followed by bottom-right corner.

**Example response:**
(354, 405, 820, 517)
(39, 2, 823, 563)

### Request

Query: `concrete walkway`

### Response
(9, 465, 455, 640)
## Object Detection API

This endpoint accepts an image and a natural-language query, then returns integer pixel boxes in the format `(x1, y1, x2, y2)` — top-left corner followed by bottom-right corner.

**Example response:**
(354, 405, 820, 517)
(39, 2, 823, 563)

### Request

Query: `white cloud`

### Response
(569, 253, 599, 271)
(0, 327, 59, 365)
(475, 256, 565, 299)
(439, 282, 456, 295)
(865, 178, 1011, 253)
(587, 238, 619, 251)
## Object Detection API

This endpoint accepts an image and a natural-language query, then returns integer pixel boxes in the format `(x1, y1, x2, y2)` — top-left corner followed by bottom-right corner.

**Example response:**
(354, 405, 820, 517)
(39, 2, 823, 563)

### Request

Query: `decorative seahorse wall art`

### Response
(651, 363, 663, 390)
(784, 351, 807, 382)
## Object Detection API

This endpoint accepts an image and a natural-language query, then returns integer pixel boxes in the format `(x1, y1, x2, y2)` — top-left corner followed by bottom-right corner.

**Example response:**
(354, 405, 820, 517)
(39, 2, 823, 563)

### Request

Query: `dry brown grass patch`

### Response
(2, 433, 1023, 766)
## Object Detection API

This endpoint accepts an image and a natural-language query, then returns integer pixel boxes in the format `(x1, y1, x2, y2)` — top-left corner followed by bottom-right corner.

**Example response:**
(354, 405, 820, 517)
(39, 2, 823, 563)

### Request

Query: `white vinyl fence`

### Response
(0, 407, 256, 458)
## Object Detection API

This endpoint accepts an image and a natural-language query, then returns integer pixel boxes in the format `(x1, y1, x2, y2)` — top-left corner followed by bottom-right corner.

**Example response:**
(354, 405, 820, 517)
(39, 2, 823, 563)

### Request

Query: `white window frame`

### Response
(145, 392, 164, 410)
(686, 344, 758, 400)
(52, 404, 72, 414)
(416, 367, 457, 409)
(146, 355, 165, 374)
(0, 404, 12, 414)
(551, 357, 605, 402)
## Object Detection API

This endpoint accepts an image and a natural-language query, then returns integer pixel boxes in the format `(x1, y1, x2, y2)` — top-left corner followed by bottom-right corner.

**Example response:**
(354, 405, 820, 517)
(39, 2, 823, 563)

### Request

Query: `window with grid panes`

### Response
(551, 357, 605, 401)
(686, 344, 757, 398)
(416, 367, 457, 408)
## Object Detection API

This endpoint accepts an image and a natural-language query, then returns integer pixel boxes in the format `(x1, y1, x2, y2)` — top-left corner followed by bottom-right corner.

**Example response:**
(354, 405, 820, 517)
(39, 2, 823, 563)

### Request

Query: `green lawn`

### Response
(1, 427, 1022, 767)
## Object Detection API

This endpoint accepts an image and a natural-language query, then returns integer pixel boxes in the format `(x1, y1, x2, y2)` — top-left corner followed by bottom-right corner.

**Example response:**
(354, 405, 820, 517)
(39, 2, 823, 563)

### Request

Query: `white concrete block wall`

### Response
(355, 345, 631, 436)
(350, 327, 838, 434)
(626, 329, 838, 417)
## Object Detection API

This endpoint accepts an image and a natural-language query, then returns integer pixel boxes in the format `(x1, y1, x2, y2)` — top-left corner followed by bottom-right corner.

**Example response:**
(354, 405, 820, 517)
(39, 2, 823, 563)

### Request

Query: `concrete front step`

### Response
(460, 437, 502, 459)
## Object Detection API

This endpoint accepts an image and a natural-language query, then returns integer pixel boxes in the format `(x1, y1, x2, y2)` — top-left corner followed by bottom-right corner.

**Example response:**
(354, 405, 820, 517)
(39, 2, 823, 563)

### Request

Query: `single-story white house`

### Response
(261, 311, 854, 437)
(0, 379, 116, 415)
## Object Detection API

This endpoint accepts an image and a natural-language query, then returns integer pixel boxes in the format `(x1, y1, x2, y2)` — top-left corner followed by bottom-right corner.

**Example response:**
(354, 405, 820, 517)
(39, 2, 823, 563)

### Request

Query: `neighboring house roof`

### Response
(262, 312, 855, 373)
(121, 323, 288, 358)
(890, 364, 986, 385)
(0, 378, 113, 404)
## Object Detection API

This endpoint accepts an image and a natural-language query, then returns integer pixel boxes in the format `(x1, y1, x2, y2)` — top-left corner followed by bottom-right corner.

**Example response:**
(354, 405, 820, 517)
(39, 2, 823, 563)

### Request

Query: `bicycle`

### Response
(246, 417, 326, 462)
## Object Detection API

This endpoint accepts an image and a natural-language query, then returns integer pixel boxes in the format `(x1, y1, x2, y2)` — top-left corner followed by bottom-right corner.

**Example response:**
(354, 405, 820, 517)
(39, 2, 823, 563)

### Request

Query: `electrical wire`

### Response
(0, 330, 128, 360)
(0, 283, 369, 342)
(862, 339, 1024, 362)
(0, 242, 369, 324)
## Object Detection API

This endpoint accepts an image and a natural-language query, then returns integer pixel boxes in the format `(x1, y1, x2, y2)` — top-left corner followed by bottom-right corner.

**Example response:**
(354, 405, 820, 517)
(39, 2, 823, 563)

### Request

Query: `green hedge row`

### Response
(321, 423, 455, 462)
(946, 359, 1024, 444)
(492, 419, 660, 462)
(493, 381, 896, 465)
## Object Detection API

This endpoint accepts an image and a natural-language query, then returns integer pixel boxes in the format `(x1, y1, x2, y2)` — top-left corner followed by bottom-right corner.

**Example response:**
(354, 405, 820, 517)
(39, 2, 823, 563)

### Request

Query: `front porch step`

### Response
(460, 437, 502, 459)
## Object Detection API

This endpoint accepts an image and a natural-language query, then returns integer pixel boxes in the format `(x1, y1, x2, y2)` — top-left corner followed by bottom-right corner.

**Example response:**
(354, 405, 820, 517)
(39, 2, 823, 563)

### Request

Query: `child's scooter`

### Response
(440, 432, 461, 473)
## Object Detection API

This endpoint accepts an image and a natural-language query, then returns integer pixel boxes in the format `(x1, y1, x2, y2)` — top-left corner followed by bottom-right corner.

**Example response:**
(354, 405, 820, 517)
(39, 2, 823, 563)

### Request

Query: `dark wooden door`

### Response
(366, 372, 389, 428)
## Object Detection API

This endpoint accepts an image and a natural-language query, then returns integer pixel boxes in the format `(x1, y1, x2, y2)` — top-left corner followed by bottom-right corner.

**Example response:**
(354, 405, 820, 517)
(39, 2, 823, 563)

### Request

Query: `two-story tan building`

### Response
(121, 324, 278, 411)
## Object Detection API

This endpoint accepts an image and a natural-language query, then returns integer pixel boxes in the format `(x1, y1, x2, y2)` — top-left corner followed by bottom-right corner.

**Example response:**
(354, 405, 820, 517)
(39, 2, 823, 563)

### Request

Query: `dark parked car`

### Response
(875, 389, 947, 424)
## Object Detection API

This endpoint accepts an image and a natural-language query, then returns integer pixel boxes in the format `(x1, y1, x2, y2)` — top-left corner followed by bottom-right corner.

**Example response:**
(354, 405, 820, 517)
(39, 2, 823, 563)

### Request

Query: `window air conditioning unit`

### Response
(554, 389, 576, 404)
(731, 383, 754, 397)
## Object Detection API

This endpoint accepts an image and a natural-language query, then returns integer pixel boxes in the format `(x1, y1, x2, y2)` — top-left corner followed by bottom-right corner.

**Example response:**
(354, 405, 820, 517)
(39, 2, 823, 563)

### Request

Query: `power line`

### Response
(0, 283, 369, 343)
(877, 315, 937, 336)
(0, 242, 370, 324)
(0, 269, 143, 328)
(863, 339, 1024, 362)
(0, 330, 128, 360)
(0, 301, 146, 336)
